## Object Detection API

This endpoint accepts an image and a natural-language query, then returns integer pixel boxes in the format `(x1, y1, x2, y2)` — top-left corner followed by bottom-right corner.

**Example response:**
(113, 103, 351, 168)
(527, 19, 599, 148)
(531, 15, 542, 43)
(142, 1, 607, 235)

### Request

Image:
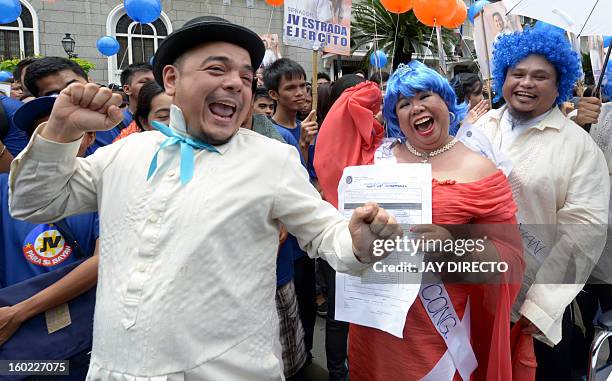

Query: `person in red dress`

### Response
(316, 61, 525, 381)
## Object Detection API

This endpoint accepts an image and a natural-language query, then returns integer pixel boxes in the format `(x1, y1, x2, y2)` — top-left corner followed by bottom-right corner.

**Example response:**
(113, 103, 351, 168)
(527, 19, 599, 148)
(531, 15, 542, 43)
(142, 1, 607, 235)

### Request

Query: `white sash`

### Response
(418, 283, 477, 381)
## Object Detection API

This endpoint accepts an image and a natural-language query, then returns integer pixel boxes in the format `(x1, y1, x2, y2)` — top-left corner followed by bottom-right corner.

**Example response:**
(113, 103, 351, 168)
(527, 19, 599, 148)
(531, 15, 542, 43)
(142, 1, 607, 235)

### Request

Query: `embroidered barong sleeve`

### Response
(272, 145, 370, 275)
(8, 125, 127, 222)
(519, 141, 609, 346)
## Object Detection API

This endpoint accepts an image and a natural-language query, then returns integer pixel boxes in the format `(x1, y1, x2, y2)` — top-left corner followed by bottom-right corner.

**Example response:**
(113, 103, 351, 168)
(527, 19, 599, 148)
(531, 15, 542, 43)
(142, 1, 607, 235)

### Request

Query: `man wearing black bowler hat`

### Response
(8, 17, 402, 379)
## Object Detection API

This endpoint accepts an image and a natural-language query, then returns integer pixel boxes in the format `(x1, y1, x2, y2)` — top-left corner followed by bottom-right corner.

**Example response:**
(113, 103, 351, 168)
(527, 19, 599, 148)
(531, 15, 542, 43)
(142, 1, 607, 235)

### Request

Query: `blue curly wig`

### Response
(383, 60, 468, 137)
(492, 27, 582, 105)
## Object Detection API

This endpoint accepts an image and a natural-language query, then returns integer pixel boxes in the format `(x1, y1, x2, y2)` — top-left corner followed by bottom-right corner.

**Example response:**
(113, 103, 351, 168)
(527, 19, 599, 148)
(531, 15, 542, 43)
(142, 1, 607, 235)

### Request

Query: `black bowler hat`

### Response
(152, 16, 265, 87)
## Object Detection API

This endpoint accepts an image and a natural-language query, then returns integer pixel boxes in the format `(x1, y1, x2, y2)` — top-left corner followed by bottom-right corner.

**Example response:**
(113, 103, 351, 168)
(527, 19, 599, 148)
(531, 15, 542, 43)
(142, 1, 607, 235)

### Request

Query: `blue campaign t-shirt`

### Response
(271, 121, 313, 261)
(122, 108, 134, 126)
(0, 175, 99, 287)
(273, 121, 317, 180)
(86, 108, 133, 155)
(277, 244, 294, 287)
(1, 95, 28, 156)
(272, 123, 303, 164)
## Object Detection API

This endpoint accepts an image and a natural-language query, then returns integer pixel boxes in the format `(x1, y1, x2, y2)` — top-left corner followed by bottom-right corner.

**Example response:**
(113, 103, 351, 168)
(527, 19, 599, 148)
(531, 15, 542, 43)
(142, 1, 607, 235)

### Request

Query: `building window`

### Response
(106, 5, 172, 84)
(0, 1, 39, 60)
(115, 14, 168, 70)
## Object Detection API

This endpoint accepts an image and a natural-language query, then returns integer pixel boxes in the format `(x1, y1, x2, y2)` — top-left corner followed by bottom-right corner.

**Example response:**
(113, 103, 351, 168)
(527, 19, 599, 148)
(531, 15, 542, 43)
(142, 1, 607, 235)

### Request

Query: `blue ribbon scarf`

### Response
(147, 121, 220, 185)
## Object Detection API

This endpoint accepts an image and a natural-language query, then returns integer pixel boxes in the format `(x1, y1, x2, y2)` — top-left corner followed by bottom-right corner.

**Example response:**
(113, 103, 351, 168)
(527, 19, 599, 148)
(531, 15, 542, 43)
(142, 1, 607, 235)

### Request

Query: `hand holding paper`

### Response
(410, 224, 454, 251)
(336, 164, 431, 338)
(348, 201, 403, 263)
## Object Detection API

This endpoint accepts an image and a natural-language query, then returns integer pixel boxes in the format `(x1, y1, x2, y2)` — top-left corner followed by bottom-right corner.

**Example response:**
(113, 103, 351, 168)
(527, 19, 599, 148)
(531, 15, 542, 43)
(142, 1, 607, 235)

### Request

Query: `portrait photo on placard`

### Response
(473, 2, 522, 78)
(483, 2, 521, 42)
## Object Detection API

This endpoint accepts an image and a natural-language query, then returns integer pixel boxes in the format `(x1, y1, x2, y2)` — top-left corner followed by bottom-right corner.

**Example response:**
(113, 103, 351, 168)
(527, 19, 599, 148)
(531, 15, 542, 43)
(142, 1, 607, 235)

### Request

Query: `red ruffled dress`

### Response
(313, 81, 525, 380)
(348, 171, 525, 381)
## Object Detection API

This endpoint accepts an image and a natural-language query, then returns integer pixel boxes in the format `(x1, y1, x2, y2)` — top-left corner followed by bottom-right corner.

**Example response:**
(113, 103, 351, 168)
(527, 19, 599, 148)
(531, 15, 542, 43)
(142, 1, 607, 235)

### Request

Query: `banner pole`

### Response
(312, 43, 321, 121)
(435, 24, 447, 77)
(479, 12, 493, 108)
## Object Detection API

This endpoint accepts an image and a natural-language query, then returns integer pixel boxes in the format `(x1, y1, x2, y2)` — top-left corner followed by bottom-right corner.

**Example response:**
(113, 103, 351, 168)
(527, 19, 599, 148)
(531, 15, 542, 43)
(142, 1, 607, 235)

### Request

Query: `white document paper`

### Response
(335, 164, 432, 338)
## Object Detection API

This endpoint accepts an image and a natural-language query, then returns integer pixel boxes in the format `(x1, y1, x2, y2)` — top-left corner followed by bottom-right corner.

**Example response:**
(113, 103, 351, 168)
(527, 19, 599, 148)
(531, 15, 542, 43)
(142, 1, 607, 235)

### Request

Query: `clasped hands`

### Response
(349, 208, 458, 263)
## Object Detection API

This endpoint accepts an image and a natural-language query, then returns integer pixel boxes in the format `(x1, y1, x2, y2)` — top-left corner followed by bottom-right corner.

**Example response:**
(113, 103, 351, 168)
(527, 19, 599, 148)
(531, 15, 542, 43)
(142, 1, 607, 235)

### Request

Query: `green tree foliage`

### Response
(351, 0, 458, 70)
(0, 56, 95, 76)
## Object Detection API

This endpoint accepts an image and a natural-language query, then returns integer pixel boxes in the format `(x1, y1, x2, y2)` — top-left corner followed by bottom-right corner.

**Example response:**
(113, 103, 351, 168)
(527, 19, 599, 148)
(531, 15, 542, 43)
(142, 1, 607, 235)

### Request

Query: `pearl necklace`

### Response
(405, 138, 458, 163)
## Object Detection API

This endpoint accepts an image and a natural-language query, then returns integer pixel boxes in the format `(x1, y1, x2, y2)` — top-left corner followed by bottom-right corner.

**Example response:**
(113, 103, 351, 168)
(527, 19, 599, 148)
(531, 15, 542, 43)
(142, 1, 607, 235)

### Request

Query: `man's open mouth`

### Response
(515, 91, 537, 101)
(209, 101, 237, 121)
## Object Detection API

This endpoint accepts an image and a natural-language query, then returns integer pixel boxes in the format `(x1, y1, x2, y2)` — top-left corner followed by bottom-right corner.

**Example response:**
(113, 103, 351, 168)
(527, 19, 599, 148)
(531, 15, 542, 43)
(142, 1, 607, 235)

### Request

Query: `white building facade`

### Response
(0, 0, 317, 84)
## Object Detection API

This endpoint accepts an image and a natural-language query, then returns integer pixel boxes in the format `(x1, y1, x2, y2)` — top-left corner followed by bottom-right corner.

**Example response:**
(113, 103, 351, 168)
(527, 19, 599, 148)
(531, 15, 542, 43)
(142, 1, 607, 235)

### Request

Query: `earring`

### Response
(449, 112, 455, 123)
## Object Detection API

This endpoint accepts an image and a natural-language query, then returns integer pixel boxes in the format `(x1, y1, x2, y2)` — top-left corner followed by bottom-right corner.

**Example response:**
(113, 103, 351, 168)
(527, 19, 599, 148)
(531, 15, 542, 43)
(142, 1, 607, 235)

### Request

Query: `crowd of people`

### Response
(0, 15, 611, 381)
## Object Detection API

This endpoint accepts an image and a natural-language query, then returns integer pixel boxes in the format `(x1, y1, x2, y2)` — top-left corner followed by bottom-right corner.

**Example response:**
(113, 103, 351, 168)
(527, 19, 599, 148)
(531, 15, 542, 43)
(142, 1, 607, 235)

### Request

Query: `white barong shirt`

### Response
(475, 105, 609, 346)
(8, 106, 368, 380)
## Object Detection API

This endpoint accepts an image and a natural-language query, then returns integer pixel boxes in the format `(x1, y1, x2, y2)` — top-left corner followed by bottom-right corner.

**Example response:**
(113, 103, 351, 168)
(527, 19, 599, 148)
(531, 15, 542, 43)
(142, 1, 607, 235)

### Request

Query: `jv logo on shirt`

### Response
(22, 224, 73, 267)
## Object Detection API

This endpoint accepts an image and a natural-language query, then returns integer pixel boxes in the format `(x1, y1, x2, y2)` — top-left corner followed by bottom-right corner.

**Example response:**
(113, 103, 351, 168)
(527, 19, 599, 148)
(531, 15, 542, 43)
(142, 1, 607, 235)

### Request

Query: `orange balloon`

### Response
(413, 0, 456, 27)
(442, 0, 467, 28)
(265, 0, 283, 6)
(438, 0, 461, 26)
(381, 0, 412, 14)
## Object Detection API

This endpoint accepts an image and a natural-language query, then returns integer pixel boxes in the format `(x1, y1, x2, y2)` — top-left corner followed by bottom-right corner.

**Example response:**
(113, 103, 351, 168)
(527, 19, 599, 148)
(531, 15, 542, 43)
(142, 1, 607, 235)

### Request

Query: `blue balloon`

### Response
(0, 71, 13, 82)
(124, 0, 162, 24)
(604, 36, 612, 49)
(0, 0, 22, 24)
(468, 0, 490, 24)
(97, 36, 120, 56)
(534, 20, 565, 35)
(370, 50, 387, 68)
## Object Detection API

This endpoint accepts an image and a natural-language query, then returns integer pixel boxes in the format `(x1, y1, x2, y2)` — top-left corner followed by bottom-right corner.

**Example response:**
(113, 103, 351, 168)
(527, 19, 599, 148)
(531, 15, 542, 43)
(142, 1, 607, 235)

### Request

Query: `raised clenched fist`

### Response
(42, 83, 125, 143)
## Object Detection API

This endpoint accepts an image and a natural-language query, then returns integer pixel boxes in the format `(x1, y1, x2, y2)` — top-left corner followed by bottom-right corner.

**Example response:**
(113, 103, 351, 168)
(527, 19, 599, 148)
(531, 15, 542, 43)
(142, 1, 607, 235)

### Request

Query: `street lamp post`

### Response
(61, 33, 77, 58)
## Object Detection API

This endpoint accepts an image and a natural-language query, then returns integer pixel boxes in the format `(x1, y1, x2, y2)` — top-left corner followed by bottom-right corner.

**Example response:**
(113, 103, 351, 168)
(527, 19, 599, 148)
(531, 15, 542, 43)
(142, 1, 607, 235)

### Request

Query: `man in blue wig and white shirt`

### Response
(473, 28, 609, 381)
